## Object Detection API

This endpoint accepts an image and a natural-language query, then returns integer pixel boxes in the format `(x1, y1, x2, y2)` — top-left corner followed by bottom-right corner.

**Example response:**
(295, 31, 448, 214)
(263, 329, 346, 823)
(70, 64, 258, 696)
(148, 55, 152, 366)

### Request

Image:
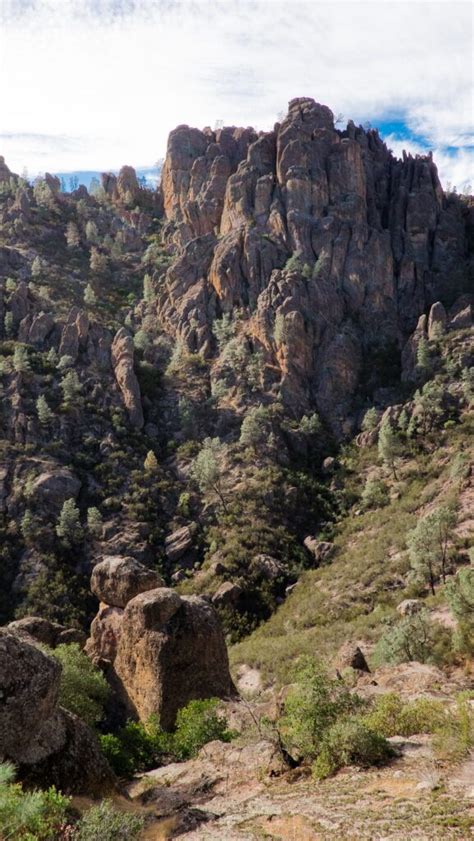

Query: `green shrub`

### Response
(279, 659, 365, 761)
(374, 611, 453, 666)
(361, 477, 389, 510)
(100, 699, 234, 776)
(445, 567, 474, 656)
(52, 644, 109, 726)
(172, 698, 234, 760)
(312, 718, 393, 780)
(0, 761, 70, 840)
(363, 693, 446, 737)
(76, 800, 144, 840)
(433, 692, 474, 762)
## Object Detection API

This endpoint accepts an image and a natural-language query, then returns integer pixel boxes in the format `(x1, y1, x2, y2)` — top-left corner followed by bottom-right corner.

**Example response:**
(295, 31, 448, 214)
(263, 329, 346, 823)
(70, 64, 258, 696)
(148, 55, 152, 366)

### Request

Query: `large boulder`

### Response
(90, 556, 164, 608)
(165, 524, 198, 567)
(113, 588, 235, 729)
(32, 467, 81, 513)
(0, 630, 115, 794)
(19, 708, 114, 796)
(0, 629, 61, 762)
(7, 616, 86, 649)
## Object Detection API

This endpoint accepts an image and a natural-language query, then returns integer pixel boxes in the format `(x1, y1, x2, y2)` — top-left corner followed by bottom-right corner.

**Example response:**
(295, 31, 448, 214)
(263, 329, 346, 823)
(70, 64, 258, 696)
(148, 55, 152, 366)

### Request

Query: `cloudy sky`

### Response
(0, 0, 472, 189)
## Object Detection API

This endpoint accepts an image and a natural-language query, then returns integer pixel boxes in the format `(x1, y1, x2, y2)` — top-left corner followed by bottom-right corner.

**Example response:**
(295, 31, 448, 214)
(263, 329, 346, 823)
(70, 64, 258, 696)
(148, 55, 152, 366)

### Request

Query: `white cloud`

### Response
(0, 0, 472, 189)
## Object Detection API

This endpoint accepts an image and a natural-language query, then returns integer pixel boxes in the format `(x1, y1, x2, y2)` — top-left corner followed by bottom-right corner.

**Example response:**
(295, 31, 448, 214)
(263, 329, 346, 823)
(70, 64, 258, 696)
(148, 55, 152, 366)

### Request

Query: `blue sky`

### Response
(0, 0, 472, 190)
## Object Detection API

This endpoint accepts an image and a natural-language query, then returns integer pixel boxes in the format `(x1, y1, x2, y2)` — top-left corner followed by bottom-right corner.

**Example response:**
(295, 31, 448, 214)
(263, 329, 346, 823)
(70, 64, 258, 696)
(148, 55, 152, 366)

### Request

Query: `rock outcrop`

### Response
(86, 562, 235, 729)
(0, 629, 114, 794)
(113, 589, 235, 728)
(90, 555, 164, 608)
(155, 97, 467, 433)
(7, 615, 86, 648)
(111, 327, 144, 428)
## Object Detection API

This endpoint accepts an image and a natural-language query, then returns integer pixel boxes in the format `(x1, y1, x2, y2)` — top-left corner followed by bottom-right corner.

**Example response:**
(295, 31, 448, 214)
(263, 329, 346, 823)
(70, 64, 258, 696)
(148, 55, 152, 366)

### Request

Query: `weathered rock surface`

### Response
(165, 524, 198, 567)
(303, 537, 334, 565)
(335, 641, 370, 673)
(7, 615, 86, 648)
(0, 629, 114, 794)
(113, 588, 235, 728)
(85, 603, 124, 663)
(156, 97, 467, 433)
(396, 598, 423, 616)
(90, 555, 164, 608)
(111, 327, 144, 428)
(32, 467, 81, 512)
(427, 301, 447, 339)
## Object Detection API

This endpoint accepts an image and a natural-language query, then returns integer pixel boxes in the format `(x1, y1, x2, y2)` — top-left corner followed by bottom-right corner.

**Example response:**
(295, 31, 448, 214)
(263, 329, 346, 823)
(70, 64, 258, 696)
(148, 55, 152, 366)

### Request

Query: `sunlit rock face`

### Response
(156, 97, 467, 434)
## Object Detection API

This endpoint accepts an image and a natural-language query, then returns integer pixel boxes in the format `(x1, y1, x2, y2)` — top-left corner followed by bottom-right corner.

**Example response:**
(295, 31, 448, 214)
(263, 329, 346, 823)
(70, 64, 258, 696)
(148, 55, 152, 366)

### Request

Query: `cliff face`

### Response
(156, 97, 467, 431)
(0, 98, 471, 639)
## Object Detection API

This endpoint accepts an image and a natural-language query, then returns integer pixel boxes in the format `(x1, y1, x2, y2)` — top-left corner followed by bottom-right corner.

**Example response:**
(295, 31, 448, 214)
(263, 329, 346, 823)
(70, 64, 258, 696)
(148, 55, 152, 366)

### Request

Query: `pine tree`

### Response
(31, 256, 42, 278)
(87, 507, 103, 538)
(60, 370, 82, 407)
(407, 505, 456, 594)
(89, 247, 108, 274)
(65, 221, 80, 248)
(361, 407, 379, 432)
(144, 450, 159, 472)
(4, 312, 13, 338)
(83, 283, 97, 306)
(85, 220, 98, 243)
(13, 345, 31, 373)
(378, 416, 403, 479)
(20, 509, 36, 543)
(36, 394, 54, 425)
(416, 336, 431, 378)
(191, 437, 227, 510)
(56, 498, 83, 544)
(143, 273, 154, 304)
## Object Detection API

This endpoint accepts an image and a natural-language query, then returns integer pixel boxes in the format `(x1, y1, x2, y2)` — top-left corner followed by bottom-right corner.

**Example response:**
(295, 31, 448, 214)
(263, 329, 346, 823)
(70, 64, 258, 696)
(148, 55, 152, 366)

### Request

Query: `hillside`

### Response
(0, 98, 472, 840)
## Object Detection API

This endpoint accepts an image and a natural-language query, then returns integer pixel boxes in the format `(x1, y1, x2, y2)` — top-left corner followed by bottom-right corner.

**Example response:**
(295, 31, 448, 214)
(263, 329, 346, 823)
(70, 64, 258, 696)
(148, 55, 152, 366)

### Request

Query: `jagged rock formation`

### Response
(0, 629, 114, 794)
(86, 559, 235, 728)
(111, 328, 144, 428)
(155, 97, 468, 432)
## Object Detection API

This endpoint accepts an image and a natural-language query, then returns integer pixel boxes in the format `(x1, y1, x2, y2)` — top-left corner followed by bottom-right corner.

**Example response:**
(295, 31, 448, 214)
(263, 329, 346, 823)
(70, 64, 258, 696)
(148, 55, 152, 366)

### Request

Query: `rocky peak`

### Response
(154, 97, 468, 432)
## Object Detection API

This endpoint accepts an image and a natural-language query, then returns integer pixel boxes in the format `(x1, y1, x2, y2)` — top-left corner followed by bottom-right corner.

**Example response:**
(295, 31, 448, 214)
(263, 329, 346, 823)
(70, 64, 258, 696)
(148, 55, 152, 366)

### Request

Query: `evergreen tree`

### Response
(3, 312, 13, 338)
(13, 345, 31, 373)
(89, 247, 108, 274)
(191, 437, 227, 510)
(144, 450, 159, 472)
(60, 370, 82, 408)
(240, 405, 271, 449)
(36, 394, 54, 425)
(415, 336, 432, 378)
(378, 417, 403, 479)
(407, 505, 457, 594)
(31, 256, 42, 279)
(56, 498, 83, 544)
(87, 507, 103, 538)
(397, 408, 409, 433)
(143, 273, 154, 304)
(85, 220, 98, 243)
(83, 283, 97, 306)
(65, 221, 80, 248)
(361, 407, 379, 432)
(20, 509, 36, 543)
(445, 567, 474, 655)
